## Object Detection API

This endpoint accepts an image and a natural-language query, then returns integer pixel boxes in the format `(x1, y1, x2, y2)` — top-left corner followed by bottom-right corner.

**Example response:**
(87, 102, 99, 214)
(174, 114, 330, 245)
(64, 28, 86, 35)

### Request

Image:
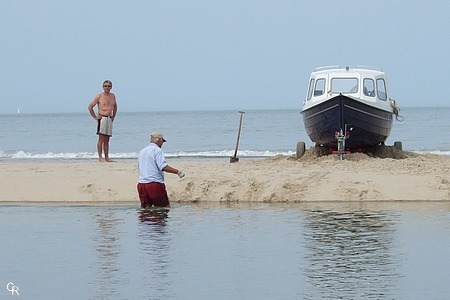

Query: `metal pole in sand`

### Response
(230, 111, 245, 163)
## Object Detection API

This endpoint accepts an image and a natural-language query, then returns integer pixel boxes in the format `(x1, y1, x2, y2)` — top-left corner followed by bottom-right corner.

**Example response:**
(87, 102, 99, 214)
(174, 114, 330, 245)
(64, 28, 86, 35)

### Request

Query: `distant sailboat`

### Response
(17, 107, 20, 114)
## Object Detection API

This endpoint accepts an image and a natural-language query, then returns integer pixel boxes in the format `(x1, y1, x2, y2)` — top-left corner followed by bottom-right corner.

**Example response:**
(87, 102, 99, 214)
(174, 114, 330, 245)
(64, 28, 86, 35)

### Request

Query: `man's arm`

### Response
(112, 95, 118, 121)
(163, 165, 185, 178)
(88, 95, 101, 120)
(162, 165, 179, 175)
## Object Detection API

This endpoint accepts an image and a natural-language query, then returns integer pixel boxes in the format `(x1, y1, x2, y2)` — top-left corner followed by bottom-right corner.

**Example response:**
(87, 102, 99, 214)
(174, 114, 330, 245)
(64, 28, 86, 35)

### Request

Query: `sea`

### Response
(1, 107, 450, 161)
(1, 107, 450, 299)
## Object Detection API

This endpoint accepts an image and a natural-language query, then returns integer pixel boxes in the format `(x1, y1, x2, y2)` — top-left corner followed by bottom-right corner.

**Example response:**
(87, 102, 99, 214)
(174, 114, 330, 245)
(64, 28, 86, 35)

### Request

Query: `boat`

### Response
(297, 65, 401, 158)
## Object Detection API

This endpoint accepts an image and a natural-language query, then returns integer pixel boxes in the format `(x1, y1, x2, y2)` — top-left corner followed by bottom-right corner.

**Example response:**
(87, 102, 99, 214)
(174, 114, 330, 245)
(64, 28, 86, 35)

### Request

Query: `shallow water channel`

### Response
(1, 202, 450, 299)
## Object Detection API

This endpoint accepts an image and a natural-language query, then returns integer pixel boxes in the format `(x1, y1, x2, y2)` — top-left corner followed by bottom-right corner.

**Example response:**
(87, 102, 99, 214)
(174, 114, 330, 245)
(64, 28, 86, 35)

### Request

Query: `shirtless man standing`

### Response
(88, 80, 118, 162)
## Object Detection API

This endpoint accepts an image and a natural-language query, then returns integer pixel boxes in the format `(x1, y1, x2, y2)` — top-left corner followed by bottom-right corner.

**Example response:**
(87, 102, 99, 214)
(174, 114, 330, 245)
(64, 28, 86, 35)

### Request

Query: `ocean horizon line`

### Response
(2, 105, 449, 116)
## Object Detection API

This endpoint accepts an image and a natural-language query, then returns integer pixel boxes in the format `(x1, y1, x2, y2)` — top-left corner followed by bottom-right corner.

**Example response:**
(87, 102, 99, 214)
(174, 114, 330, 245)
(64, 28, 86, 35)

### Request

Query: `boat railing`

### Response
(314, 65, 384, 72)
(314, 65, 341, 71)
(354, 65, 383, 72)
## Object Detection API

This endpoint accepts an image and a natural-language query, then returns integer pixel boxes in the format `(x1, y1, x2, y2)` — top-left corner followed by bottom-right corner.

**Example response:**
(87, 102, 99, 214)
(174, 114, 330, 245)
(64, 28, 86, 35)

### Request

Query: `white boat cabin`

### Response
(303, 65, 390, 110)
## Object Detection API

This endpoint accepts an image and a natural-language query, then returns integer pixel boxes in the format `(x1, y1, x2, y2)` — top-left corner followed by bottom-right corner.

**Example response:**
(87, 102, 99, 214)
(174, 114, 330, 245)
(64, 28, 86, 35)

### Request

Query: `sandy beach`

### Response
(1, 149, 450, 204)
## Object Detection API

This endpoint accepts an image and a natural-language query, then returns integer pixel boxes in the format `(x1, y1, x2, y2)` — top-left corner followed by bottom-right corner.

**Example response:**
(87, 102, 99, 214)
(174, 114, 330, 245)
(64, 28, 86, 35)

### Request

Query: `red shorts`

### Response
(137, 182, 170, 208)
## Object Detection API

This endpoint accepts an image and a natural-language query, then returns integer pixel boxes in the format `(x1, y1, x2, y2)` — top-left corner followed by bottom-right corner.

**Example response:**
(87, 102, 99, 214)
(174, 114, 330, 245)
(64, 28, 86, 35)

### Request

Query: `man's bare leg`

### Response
(97, 136, 105, 162)
(103, 136, 115, 162)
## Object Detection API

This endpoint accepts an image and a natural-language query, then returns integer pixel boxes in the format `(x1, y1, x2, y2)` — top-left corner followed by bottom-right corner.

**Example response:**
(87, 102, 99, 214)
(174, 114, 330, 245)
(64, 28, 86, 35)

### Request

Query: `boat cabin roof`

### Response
(311, 65, 385, 77)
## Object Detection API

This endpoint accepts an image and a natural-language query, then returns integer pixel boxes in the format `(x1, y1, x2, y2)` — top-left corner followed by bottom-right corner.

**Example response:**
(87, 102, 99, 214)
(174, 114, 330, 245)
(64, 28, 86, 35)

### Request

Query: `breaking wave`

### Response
(0, 149, 295, 161)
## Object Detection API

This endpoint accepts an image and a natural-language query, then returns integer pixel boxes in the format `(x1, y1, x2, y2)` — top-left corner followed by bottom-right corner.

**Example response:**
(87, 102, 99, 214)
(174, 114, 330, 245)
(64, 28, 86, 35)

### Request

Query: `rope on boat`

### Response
(390, 98, 404, 122)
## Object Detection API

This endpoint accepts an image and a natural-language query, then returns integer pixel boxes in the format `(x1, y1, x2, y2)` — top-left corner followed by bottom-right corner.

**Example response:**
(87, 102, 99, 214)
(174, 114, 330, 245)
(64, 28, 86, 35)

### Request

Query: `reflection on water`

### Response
(90, 211, 127, 300)
(138, 208, 169, 225)
(303, 209, 402, 299)
(137, 208, 174, 299)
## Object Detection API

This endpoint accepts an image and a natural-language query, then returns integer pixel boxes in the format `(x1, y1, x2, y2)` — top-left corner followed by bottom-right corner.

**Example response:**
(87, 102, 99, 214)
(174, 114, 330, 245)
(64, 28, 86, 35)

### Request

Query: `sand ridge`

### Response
(1, 148, 450, 203)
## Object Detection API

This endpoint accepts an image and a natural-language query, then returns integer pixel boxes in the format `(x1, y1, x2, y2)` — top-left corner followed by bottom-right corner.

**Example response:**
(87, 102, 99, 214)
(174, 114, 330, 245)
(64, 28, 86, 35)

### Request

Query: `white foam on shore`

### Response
(2, 149, 449, 161)
(0, 149, 295, 160)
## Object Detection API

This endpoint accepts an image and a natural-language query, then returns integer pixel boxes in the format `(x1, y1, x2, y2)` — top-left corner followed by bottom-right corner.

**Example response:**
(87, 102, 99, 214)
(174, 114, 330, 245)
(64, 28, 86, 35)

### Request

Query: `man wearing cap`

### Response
(137, 132, 185, 208)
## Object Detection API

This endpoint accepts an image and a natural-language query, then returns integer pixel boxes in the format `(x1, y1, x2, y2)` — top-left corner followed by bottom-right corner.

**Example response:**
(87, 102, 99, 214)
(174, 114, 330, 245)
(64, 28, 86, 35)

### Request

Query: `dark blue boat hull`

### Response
(301, 95, 393, 150)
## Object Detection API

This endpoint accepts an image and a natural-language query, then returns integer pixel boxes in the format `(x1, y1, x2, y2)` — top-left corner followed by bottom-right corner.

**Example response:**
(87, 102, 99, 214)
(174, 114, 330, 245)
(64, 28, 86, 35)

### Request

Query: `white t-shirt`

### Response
(137, 143, 168, 183)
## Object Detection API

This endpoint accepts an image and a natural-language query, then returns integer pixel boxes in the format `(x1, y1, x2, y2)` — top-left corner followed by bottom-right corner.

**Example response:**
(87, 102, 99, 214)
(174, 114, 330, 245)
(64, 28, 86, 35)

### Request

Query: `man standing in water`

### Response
(137, 132, 185, 208)
(88, 80, 118, 162)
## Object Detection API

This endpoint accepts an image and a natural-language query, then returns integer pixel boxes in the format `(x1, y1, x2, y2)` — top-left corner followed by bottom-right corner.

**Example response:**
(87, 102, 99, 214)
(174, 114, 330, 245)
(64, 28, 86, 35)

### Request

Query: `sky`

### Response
(1, 0, 449, 114)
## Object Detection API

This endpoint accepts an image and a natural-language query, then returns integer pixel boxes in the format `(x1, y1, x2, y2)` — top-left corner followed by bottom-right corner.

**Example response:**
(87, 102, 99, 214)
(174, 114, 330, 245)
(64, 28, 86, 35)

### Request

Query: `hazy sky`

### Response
(1, 1, 449, 113)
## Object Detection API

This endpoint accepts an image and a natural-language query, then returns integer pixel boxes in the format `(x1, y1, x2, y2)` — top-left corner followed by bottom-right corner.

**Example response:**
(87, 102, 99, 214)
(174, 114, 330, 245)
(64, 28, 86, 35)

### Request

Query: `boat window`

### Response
(363, 78, 375, 97)
(331, 78, 358, 93)
(314, 78, 325, 96)
(377, 78, 387, 100)
(307, 78, 314, 100)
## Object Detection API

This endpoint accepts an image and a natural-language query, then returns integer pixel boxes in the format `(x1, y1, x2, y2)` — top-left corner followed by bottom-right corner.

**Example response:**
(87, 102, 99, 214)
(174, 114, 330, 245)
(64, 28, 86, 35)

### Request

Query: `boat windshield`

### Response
(331, 78, 358, 93)
(307, 78, 314, 100)
(313, 79, 325, 96)
(363, 78, 375, 97)
(377, 78, 387, 100)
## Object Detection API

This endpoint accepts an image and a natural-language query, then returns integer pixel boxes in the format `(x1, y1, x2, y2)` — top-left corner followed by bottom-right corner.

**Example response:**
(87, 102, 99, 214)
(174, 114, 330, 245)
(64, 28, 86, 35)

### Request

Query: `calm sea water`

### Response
(1, 202, 450, 300)
(1, 107, 450, 160)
